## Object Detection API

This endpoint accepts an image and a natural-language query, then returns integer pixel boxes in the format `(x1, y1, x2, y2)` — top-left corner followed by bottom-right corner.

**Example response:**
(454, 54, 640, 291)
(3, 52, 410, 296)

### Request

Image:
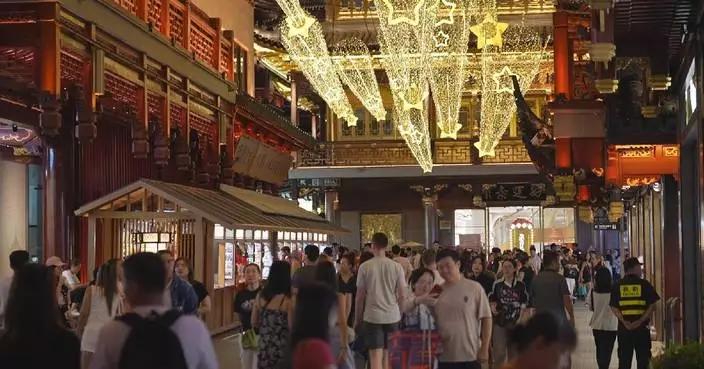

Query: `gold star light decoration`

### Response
(376, 0, 437, 172)
(277, 0, 357, 126)
(473, 9, 547, 157)
(427, 0, 483, 139)
(470, 13, 509, 49)
(332, 37, 387, 121)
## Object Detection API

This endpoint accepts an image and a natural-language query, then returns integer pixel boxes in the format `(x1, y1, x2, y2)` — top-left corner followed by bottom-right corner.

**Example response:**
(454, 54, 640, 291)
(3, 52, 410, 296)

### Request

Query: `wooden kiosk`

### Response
(74, 178, 347, 333)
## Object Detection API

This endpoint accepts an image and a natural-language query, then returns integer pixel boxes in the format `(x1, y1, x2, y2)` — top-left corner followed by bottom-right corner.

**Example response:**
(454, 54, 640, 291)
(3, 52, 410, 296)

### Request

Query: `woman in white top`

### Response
(77, 259, 122, 369)
(588, 253, 618, 369)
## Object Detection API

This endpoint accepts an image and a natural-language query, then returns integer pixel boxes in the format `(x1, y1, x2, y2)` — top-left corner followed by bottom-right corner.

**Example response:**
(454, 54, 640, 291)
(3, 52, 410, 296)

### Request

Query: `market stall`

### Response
(74, 179, 347, 334)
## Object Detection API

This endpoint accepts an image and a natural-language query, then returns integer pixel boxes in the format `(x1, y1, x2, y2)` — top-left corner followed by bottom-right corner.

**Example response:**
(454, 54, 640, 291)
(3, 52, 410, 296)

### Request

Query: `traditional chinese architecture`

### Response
(0, 0, 321, 332)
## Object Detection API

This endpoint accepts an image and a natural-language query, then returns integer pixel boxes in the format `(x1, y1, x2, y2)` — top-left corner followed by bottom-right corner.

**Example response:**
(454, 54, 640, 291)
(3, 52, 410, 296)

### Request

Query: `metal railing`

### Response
(664, 297, 680, 347)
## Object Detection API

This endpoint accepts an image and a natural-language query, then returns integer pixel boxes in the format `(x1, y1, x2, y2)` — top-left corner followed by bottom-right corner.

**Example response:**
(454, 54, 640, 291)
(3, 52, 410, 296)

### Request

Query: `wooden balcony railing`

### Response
(298, 139, 531, 167)
(110, 0, 236, 82)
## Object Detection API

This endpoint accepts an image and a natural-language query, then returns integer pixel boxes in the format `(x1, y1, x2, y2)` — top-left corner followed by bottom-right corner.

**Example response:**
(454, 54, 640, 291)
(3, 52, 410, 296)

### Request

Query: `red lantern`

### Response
(577, 185, 590, 202)
(40, 99, 61, 136)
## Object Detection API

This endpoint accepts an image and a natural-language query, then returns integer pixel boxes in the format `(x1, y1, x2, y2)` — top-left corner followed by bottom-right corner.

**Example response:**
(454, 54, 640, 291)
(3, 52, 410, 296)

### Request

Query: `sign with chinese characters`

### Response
(292, 178, 341, 188)
(592, 206, 620, 230)
(481, 183, 547, 202)
(233, 136, 292, 184)
(224, 243, 234, 281)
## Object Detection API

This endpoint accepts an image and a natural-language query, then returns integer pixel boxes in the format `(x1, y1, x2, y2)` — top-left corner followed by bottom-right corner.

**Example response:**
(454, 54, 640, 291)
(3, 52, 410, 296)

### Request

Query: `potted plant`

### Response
(651, 342, 704, 369)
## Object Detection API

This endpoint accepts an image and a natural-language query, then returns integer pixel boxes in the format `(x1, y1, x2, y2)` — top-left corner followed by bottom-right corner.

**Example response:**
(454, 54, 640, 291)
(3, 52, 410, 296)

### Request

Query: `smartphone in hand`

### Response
(429, 284, 443, 297)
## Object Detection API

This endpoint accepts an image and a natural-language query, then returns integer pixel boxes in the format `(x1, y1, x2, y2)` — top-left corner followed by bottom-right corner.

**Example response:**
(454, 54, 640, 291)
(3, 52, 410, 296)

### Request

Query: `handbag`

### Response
(242, 328, 259, 350)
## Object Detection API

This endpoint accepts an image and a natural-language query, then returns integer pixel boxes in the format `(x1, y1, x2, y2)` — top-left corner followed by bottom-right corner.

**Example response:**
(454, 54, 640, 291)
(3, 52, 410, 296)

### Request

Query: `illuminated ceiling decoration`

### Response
(473, 1, 546, 157)
(277, 0, 357, 126)
(332, 37, 386, 121)
(375, 0, 437, 172)
(427, 0, 480, 139)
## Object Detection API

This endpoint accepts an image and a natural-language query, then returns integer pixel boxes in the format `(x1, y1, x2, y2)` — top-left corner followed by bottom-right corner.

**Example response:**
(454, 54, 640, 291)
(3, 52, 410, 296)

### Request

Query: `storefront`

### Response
(677, 30, 703, 341)
(453, 207, 576, 252)
(74, 179, 347, 333)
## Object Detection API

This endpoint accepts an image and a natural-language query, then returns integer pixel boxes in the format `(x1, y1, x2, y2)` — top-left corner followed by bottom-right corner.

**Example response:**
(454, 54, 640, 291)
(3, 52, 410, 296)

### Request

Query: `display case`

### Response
(276, 231, 329, 259)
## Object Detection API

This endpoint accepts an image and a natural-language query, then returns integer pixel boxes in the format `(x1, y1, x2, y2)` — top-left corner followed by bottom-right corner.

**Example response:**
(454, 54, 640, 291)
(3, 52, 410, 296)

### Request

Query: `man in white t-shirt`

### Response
(0, 250, 30, 333)
(90, 252, 217, 369)
(434, 248, 492, 369)
(354, 232, 406, 369)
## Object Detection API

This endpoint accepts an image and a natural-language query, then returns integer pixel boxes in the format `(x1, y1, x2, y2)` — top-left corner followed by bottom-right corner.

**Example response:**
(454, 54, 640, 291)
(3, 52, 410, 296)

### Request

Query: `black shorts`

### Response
(362, 321, 398, 349)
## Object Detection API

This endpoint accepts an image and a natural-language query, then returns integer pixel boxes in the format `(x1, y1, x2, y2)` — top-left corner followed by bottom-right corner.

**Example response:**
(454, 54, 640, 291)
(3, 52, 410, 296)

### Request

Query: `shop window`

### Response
(336, 108, 400, 140)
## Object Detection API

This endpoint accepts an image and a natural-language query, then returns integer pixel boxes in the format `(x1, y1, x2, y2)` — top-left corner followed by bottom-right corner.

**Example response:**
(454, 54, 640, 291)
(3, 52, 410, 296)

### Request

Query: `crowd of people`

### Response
(0, 235, 658, 369)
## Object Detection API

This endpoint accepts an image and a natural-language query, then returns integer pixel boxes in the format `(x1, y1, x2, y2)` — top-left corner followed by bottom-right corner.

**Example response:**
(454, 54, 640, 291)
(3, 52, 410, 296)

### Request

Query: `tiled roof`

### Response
(75, 179, 348, 234)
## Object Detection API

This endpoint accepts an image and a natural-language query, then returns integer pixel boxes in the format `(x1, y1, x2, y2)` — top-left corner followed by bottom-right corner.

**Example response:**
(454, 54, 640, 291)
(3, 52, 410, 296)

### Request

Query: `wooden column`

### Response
(553, 11, 571, 99)
(38, 2, 64, 260)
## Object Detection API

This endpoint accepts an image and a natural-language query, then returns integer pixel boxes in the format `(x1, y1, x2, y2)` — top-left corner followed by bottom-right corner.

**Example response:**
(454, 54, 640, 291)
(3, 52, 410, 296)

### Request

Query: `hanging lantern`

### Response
(152, 133, 170, 166)
(608, 201, 624, 222)
(175, 139, 191, 171)
(75, 108, 97, 144)
(131, 122, 149, 159)
(554, 175, 576, 202)
(578, 206, 594, 223)
(40, 99, 62, 136)
(577, 185, 590, 202)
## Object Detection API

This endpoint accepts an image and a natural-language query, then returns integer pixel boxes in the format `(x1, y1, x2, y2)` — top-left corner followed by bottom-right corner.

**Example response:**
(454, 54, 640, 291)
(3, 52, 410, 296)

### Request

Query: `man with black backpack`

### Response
(90, 252, 218, 369)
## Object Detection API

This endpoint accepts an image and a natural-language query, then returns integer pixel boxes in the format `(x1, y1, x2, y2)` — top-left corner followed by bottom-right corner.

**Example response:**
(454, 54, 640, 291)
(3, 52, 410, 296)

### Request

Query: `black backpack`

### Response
(117, 310, 188, 369)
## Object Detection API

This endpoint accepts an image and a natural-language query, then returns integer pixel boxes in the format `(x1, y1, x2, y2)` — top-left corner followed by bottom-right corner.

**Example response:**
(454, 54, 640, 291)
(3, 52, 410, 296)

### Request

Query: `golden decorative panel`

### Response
(361, 214, 403, 245)
(435, 141, 471, 164)
(624, 176, 659, 186)
(480, 140, 531, 163)
(332, 142, 416, 166)
(663, 146, 679, 157)
(616, 145, 655, 158)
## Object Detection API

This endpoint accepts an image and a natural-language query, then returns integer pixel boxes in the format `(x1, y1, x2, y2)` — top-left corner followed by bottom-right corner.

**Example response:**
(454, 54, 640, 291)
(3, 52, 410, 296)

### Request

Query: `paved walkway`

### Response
(213, 302, 661, 369)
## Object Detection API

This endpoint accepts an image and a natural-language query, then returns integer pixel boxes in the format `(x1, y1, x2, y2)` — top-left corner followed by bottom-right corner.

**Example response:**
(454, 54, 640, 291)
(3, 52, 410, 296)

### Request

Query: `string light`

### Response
(474, 5, 547, 157)
(427, 0, 482, 139)
(278, 8, 357, 126)
(332, 37, 387, 121)
(375, 0, 437, 172)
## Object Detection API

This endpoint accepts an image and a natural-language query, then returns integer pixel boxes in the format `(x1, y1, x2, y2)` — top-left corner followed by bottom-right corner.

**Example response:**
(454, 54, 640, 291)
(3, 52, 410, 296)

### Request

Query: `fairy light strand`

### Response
(332, 38, 387, 121)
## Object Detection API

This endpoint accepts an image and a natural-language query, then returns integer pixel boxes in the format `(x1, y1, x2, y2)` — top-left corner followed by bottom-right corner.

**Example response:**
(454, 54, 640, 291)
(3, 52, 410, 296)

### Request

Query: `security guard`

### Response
(609, 257, 660, 369)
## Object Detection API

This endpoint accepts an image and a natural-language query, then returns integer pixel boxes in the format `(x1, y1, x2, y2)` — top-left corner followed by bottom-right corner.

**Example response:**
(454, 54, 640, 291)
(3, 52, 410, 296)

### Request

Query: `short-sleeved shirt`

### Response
(234, 287, 261, 330)
(338, 273, 357, 327)
(529, 270, 570, 322)
(434, 278, 492, 362)
(292, 265, 317, 289)
(610, 274, 660, 330)
(356, 256, 406, 324)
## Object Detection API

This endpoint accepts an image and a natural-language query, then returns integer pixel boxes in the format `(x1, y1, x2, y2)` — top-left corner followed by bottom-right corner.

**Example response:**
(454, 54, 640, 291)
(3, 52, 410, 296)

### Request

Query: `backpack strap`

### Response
(158, 309, 183, 327)
(117, 312, 146, 327)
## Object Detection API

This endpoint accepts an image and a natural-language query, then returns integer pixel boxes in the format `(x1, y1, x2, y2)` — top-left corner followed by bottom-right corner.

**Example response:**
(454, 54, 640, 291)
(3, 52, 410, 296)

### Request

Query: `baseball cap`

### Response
(623, 257, 642, 271)
(45, 256, 66, 267)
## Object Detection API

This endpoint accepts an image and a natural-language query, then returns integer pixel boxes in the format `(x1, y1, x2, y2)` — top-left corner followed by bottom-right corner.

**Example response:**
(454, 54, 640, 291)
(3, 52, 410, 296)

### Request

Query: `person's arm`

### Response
(336, 293, 349, 355)
(77, 286, 92, 334)
(396, 265, 406, 310)
(251, 295, 261, 333)
(561, 278, 574, 322)
(354, 267, 367, 328)
(184, 283, 198, 314)
(477, 290, 493, 362)
(198, 295, 212, 315)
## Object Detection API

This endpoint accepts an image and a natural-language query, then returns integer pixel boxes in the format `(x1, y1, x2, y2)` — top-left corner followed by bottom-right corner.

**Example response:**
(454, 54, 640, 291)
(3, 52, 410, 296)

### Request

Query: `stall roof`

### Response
(74, 179, 349, 234)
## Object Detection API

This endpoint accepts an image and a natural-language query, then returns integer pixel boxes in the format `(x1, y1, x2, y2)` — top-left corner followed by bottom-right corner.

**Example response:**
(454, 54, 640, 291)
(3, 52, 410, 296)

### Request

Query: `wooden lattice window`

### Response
(147, 93, 164, 132)
(0, 47, 37, 86)
(170, 104, 187, 133)
(233, 43, 248, 93)
(220, 39, 232, 77)
(60, 50, 84, 85)
(113, 0, 137, 15)
(189, 113, 217, 145)
(168, 2, 185, 47)
(189, 21, 215, 68)
(104, 72, 139, 110)
(147, 0, 163, 30)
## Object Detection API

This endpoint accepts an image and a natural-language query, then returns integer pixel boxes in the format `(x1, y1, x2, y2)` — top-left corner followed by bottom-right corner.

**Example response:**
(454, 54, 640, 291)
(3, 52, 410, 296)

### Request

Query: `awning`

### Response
(74, 179, 349, 235)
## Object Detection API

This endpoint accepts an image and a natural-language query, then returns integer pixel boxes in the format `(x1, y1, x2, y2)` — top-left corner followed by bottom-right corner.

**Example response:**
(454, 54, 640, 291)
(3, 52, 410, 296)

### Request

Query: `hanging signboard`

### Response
(233, 136, 292, 184)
